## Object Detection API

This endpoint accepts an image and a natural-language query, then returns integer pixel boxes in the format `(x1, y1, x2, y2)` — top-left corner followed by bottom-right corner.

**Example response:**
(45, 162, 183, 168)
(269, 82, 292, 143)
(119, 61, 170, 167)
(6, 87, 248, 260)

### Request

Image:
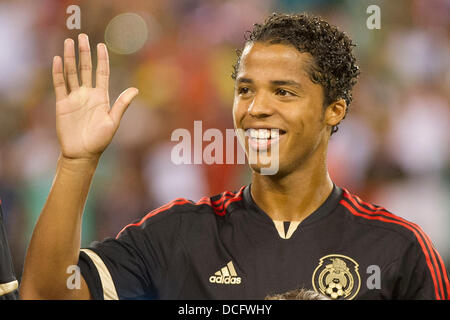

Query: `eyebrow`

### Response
(236, 77, 253, 84)
(270, 80, 302, 89)
(236, 77, 303, 89)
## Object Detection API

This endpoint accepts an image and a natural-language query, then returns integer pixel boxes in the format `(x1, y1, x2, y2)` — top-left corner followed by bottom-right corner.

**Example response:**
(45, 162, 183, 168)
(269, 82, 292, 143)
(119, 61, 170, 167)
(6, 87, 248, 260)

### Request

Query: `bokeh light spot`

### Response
(105, 13, 148, 54)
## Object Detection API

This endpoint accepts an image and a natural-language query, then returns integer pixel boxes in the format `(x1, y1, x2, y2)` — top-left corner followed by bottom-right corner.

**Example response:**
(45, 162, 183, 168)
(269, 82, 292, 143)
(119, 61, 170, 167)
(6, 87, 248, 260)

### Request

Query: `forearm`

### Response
(20, 33, 137, 299)
(20, 155, 98, 299)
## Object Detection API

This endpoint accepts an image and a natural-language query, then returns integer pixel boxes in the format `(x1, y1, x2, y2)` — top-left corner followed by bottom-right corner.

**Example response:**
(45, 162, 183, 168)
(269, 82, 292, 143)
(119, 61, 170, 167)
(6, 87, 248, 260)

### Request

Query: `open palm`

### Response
(52, 34, 138, 160)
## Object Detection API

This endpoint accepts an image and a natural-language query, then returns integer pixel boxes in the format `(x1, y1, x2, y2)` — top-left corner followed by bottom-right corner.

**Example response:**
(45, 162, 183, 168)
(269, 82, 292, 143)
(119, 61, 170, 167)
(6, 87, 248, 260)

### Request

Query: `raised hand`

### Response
(52, 34, 138, 160)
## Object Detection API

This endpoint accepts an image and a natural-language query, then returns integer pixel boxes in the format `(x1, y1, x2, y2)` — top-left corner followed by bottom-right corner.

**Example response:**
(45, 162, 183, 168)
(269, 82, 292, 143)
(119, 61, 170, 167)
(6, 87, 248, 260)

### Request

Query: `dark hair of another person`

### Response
(265, 288, 330, 300)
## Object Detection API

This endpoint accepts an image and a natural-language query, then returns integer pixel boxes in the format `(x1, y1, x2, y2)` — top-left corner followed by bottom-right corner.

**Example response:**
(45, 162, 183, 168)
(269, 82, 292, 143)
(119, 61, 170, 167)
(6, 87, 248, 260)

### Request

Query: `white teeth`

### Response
(271, 129, 279, 139)
(246, 128, 281, 139)
(259, 129, 270, 139)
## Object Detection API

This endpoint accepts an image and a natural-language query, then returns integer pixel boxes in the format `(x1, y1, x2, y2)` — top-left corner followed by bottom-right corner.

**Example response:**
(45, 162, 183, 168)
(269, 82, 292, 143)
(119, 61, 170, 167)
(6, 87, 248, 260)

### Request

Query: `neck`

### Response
(250, 149, 333, 222)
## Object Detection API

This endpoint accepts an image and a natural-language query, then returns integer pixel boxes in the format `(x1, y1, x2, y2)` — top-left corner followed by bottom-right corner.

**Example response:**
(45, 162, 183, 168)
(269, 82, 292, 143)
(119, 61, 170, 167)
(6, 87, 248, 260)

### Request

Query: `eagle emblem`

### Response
(312, 254, 361, 300)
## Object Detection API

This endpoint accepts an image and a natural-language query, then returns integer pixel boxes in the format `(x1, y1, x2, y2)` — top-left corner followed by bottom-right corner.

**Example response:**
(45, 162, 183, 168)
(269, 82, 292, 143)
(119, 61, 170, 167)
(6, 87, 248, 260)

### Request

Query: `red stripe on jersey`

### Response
(343, 190, 450, 299)
(196, 186, 245, 216)
(340, 196, 442, 300)
(212, 191, 237, 205)
(116, 187, 246, 238)
(195, 193, 232, 215)
(222, 187, 245, 213)
(198, 191, 234, 210)
(116, 198, 190, 239)
(198, 191, 231, 206)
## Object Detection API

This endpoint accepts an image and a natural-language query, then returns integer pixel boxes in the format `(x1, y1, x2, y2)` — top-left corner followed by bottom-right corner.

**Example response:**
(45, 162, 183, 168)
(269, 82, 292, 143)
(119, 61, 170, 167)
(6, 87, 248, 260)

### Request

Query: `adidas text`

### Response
(209, 261, 242, 285)
(209, 275, 241, 284)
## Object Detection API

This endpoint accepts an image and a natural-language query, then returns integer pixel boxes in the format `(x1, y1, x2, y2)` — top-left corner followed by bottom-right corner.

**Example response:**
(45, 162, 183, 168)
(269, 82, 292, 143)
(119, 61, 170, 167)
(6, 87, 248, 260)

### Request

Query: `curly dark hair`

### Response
(265, 288, 330, 300)
(232, 13, 360, 135)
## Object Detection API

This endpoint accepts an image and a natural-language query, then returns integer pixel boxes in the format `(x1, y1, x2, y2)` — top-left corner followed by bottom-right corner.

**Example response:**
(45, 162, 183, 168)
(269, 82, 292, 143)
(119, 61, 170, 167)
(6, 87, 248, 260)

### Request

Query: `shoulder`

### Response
(115, 186, 247, 238)
(338, 188, 450, 299)
(338, 187, 431, 245)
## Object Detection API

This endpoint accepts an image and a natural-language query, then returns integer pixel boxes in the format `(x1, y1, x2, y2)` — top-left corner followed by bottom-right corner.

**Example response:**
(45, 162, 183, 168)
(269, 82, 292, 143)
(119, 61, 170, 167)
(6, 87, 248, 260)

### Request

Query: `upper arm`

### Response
(19, 273, 92, 300)
(77, 233, 160, 300)
(77, 204, 187, 300)
(395, 239, 450, 300)
(68, 275, 92, 300)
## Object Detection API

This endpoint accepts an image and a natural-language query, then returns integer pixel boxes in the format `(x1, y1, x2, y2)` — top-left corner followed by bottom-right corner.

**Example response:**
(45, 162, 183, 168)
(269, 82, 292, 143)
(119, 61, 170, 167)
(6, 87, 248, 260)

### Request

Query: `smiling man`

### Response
(20, 13, 449, 300)
(233, 39, 347, 222)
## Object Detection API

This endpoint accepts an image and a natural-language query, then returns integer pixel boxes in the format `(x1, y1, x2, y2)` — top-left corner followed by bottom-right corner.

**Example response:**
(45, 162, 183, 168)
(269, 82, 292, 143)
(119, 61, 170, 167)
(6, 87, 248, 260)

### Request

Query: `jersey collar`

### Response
(243, 183, 343, 226)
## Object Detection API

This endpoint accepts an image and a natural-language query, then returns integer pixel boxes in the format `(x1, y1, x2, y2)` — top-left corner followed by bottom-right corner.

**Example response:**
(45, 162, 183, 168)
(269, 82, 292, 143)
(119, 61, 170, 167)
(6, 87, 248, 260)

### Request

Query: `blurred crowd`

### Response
(0, 0, 448, 279)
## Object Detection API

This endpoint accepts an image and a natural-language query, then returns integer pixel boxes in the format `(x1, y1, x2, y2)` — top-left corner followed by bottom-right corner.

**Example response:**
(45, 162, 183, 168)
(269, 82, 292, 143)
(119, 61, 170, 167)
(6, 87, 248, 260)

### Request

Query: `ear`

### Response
(325, 99, 347, 128)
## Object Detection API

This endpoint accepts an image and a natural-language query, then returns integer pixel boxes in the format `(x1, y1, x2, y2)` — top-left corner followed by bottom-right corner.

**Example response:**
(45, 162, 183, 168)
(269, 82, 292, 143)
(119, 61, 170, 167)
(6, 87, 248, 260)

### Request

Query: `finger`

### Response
(95, 43, 109, 90)
(78, 34, 92, 87)
(52, 56, 68, 102)
(110, 88, 139, 125)
(63, 38, 79, 91)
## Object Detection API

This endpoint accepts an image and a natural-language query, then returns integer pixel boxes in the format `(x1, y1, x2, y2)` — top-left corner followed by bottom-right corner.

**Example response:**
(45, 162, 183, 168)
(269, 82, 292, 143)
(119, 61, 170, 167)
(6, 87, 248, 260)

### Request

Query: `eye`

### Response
(238, 87, 250, 95)
(276, 88, 294, 97)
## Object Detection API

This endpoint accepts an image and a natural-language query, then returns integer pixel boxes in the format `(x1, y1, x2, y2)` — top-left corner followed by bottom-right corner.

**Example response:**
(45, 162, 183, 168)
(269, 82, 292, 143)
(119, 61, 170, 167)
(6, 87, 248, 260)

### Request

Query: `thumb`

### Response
(110, 87, 139, 125)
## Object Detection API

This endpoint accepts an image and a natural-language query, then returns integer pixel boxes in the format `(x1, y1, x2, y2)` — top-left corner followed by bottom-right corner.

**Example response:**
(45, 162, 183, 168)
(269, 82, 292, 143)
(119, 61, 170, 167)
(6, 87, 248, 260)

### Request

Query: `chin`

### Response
(249, 161, 286, 178)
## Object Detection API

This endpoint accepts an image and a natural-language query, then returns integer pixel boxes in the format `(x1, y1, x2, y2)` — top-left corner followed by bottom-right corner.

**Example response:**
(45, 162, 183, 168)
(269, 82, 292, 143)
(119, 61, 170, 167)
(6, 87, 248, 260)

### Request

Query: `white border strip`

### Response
(273, 220, 301, 239)
(0, 280, 18, 296)
(80, 249, 118, 300)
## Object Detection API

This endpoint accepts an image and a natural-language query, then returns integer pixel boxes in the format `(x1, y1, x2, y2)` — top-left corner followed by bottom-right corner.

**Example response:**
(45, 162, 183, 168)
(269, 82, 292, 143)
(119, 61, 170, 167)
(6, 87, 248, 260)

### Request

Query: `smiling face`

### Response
(233, 42, 344, 177)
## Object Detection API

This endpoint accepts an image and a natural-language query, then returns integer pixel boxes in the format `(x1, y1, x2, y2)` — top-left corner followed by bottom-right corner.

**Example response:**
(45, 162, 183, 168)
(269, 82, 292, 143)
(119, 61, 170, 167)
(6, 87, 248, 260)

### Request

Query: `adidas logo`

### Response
(209, 261, 242, 285)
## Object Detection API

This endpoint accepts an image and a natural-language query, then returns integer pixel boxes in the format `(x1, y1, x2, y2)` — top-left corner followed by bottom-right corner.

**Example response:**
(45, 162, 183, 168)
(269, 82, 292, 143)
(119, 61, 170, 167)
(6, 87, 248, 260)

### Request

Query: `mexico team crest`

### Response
(312, 254, 361, 300)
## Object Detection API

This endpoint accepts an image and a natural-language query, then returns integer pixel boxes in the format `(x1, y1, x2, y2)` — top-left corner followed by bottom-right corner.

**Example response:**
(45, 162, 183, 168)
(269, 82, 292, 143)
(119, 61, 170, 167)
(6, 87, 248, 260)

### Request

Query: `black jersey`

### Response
(0, 202, 19, 300)
(78, 185, 450, 300)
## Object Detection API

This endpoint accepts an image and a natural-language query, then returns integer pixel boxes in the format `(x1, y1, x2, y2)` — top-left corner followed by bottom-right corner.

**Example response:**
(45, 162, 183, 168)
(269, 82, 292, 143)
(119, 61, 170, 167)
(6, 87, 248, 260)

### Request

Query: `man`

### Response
(20, 13, 449, 300)
(0, 202, 19, 300)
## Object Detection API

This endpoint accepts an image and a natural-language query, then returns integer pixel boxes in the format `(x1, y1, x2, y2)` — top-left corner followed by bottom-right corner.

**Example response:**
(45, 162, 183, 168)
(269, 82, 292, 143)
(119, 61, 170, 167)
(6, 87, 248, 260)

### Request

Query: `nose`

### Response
(247, 92, 273, 118)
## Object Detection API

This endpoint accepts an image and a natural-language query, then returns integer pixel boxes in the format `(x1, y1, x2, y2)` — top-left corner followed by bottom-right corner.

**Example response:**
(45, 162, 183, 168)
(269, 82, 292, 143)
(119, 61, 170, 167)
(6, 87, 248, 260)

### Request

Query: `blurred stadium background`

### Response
(0, 0, 448, 280)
